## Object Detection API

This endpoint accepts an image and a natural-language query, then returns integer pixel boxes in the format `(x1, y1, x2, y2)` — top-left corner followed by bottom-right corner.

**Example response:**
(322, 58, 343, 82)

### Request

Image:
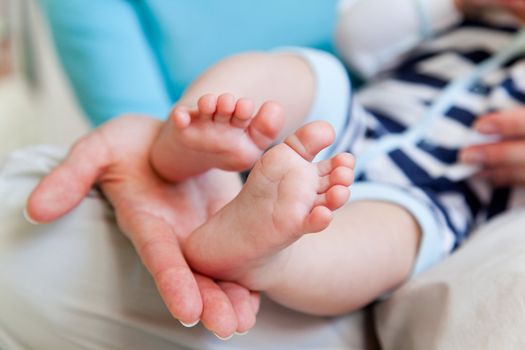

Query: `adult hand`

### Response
(460, 109, 525, 186)
(25, 115, 259, 338)
(455, 0, 525, 21)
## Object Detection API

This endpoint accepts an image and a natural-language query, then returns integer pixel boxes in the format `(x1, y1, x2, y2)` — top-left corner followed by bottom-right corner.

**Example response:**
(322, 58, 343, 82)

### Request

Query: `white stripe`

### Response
(509, 64, 525, 92)
(355, 29, 525, 177)
(418, 53, 476, 81)
(491, 87, 525, 110)
(438, 192, 471, 235)
(422, 28, 514, 53)
(362, 153, 412, 186)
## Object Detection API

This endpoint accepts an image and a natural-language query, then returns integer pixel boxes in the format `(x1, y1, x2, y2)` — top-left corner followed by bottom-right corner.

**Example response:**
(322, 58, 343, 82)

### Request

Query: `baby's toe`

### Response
(214, 93, 236, 123)
(315, 185, 350, 211)
(231, 98, 255, 128)
(303, 206, 332, 233)
(317, 153, 355, 176)
(318, 166, 354, 193)
(249, 101, 284, 150)
(197, 94, 218, 120)
(170, 106, 191, 129)
(326, 185, 350, 210)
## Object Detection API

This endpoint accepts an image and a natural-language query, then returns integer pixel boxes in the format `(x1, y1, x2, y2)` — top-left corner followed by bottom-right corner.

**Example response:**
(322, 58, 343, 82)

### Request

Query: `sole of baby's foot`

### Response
(151, 93, 284, 182)
(184, 121, 355, 290)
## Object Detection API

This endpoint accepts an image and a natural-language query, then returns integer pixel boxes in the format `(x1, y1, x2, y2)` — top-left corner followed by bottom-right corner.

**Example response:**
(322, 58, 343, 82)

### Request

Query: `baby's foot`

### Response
(151, 93, 284, 182)
(184, 121, 355, 290)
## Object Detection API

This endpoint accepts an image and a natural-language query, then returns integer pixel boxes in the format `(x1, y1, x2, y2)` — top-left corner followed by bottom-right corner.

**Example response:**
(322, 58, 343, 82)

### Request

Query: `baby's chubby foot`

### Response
(184, 121, 355, 290)
(151, 93, 284, 182)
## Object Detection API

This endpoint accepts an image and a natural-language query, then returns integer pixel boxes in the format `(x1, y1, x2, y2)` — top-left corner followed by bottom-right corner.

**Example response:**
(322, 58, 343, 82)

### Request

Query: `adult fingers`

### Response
(474, 109, 525, 138)
(249, 291, 261, 315)
(26, 131, 112, 223)
(460, 140, 525, 167)
(195, 276, 238, 339)
(217, 282, 259, 334)
(477, 165, 525, 186)
(119, 210, 203, 326)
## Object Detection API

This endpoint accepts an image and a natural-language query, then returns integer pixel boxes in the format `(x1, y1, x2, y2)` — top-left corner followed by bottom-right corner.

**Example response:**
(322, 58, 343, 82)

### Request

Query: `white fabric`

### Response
(277, 47, 352, 161)
(0, 146, 375, 350)
(376, 208, 525, 349)
(335, 0, 462, 78)
(2, 147, 525, 349)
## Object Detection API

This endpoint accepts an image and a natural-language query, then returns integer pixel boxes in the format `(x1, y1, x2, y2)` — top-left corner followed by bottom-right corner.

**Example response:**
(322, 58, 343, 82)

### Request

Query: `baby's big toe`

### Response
(169, 106, 192, 129)
(249, 101, 284, 150)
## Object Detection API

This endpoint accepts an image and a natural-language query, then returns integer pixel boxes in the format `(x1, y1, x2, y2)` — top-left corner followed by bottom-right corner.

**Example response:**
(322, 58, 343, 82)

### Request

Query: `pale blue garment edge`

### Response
(39, 0, 339, 126)
(275, 47, 352, 162)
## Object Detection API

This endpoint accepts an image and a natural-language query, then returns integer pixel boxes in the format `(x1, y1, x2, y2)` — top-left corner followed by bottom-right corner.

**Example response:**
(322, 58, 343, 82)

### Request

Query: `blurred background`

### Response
(0, 0, 88, 160)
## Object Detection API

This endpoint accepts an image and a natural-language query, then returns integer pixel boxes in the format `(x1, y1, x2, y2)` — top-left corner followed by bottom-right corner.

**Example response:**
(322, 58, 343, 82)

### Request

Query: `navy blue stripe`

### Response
(417, 140, 458, 164)
(445, 106, 476, 127)
(421, 188, 472, 249)
(391, 48, 493, 89)
(469, 82, 492, 96)
(502, 53, 525, 68)
(389, 149, 432, 184)
(367, 108, 407, 134)
(395, 51, 439, 70)
(389, 46, 498, 89)
(388, 149, 482, 216)
(460, 19, 519, 34)
(386, 150, 462, 242)
(364, 126, 384, 140)
(462, 49, 492, 64)
(396, 48, 494, 70)
(460, 182, 483, 222)
(502, 78, 525, 103)
(486, 187, 511, 219)
(394, 70, 449, 89)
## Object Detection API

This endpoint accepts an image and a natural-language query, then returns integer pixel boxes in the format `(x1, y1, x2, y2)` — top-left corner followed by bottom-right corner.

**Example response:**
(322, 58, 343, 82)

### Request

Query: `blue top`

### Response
(40, 0, 339, 126)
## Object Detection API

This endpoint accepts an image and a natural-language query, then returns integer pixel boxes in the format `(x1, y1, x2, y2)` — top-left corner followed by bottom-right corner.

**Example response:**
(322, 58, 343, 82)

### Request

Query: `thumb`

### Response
(26, 131, 112, 223)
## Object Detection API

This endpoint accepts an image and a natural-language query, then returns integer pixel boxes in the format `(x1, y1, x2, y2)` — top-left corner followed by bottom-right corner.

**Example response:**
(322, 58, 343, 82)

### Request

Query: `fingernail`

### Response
(214, 333, 233, 341)
(235, 331, 249, 336)
(460, 151, 485, 164)
(475, 122, 499, 134)
(23, 208, 40, 225)
(179, 320, 199, 328)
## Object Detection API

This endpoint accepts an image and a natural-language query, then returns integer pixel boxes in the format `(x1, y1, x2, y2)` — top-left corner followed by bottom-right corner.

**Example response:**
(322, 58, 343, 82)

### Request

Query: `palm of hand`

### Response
(27, 115, 257, 337)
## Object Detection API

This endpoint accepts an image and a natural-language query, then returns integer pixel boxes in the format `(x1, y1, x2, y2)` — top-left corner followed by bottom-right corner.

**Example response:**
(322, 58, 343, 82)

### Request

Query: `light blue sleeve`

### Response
(141, 0, 340, 102)
(39, 0, 339, 126)
(39, 0, 172, 126)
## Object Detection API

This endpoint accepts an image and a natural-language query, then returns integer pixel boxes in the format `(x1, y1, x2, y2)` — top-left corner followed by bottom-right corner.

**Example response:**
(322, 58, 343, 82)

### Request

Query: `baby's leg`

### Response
(151, 53, 317, 182)
(184, 121, 421, 316)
